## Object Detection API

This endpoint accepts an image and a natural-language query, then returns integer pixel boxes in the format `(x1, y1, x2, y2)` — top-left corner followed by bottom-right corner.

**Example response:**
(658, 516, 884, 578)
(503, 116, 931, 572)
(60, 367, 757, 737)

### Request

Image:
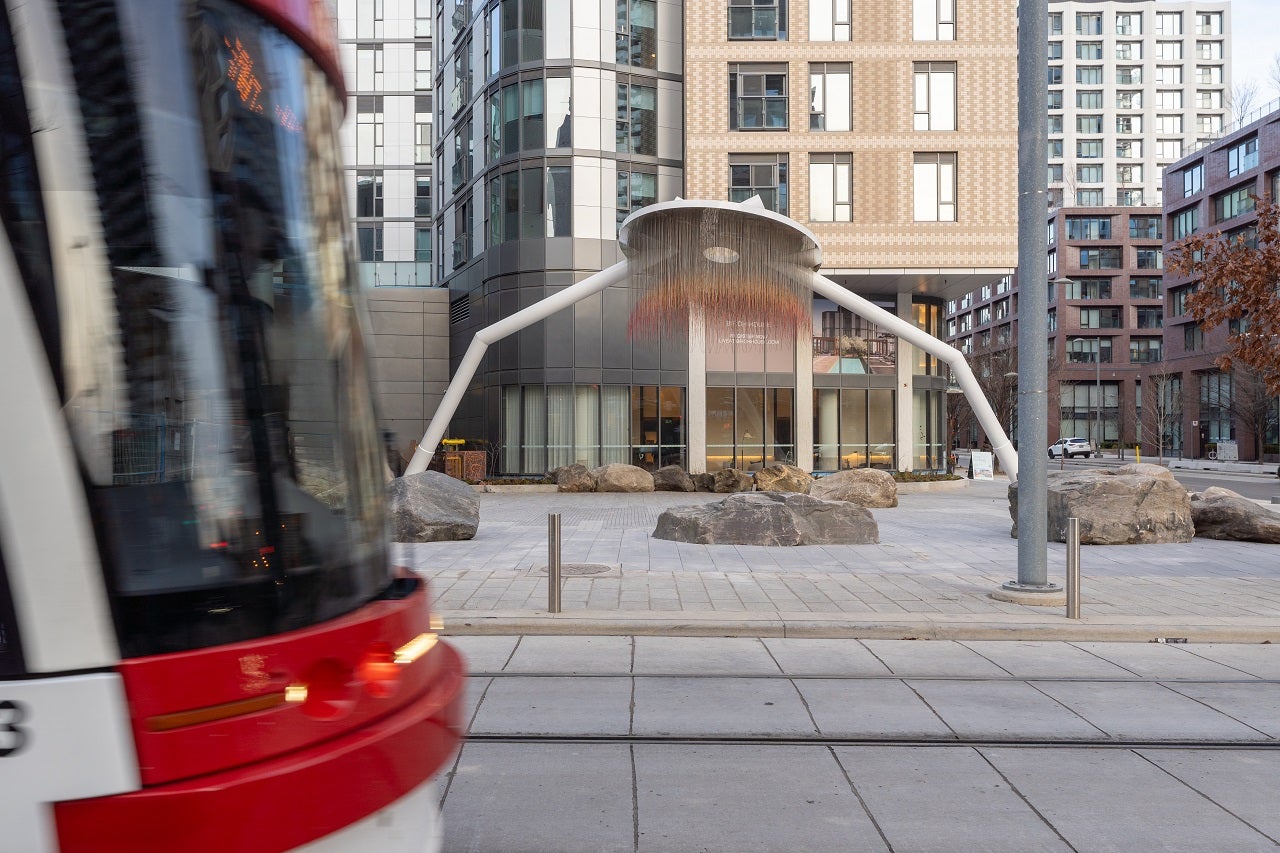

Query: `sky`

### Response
(1228, 0, 1280, 102)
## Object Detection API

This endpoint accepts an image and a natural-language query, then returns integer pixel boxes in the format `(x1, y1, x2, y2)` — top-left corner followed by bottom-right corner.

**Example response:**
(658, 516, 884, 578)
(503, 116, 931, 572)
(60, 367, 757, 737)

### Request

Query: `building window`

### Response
(357, 45, 384, 92)
(1197, 90, 1223, 109)
(1065, 277, 1112, 300)
(730, 153, 788, 214)
(416, 0, 432, 35)
(1156, 40, 1182, 61)
(416, 173, 432, 217)
(415, 96, 432, 165)
(1198, 114, 1223, 135)
(1076, 189, 1104, 206)
(358, 225, 383, 261)
(1075, 12, 1101, 35)
(1047, 310, 1057, 331)
(1169, 284, 1196, 316)
(1114, 41, 1141, 60)
(617, 82, 657, 154)
(1136, 249, 1163, 270)
(729, 65, 788, 130)
(913, 0, 955, 41)
(617, 169, 657, 227)
(1197, 65, 1224, 84)
(1078, 248, 1121, 270)
(617, 0, 657, 67)
(1116, 91, 1141, 110)
(1156, 89, 1183, 109)
(1048, 140, 1063, 158)
(357, 0, 384, 37)
(1136, 308, 1163, 329)
(1076, 90, 1102, 109)
(809, 153, 851, 222)
(356, 96, 384, 166)
(1182, 162, 1204, 197)
(1115, 11, 1141, 34)
(1214, 185, 1256, 223)
(356, 171, 384, 217)
(1048, 41, 1062, 60)
(730, 0, 786, 40)
(485, 165, 572, 245)
(1117, 189, 1144, 207)
(912, 62, 956, 131)
(1196, 40, 1223, 60)
(1076, 115, 1102, 134)
(1066, 216, 1111, 240)
(1228, 137, 1259, 177)
(1184, 324, 1204, 351)
(415, 228, 432, 263)
(1048, 91, 1063, 110)
(1116, 118, 1139, 141)
(415, 46, 431, 90)
(1048, 164, 1063, 183)
(1197, 11, 1222, 35)
(1117, 164, 1142, 184)
(1076, 164, 1102, 183)
(1066, 337, 1112, 364)
(1156, 11, 1181, 35)
(489, 0, 545, 71)
(1130, 338, 1162, 363)
(1080, 307, 1122, 329)
(1156, 114, 1183, 135)
(1048, 12, 1061, 35)
(1116, 66, 1141, 85)
(810, 64, 851, 131)
(489, 77, 570, 156)
(912, 152, 956, 222)
(1156, 139, 1180, 161)
(1156, 65, 1183, 86)
(1047, 67, 1063, 85)
(1129, 217, 1160, 241)
(1076, 41, 1102, 60)
(1048, 115, 1063, 134)
(1131, 277, 1162, 299)
(1170, 206, 1199, 239)
(1076, 66, 1102, 85)
(1077, 140, 1102, 159)
(1116, 139, 1141, 159)
(809, 0, 850, 40)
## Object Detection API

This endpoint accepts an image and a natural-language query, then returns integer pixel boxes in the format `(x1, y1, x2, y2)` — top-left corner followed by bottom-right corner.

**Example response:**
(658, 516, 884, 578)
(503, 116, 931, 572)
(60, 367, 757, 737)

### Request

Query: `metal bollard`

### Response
(1065, 517, 1081, 619)
(547, 513, 562, 613)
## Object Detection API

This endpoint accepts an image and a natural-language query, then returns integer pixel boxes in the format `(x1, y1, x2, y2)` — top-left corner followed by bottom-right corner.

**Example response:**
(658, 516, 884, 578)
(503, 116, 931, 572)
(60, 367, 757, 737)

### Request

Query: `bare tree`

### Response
(1227, 367, 1279, 461)
(1139, 369, 1184, 465)
(1270, 53, 1280, 99)
(1230, 79, 1261, 126)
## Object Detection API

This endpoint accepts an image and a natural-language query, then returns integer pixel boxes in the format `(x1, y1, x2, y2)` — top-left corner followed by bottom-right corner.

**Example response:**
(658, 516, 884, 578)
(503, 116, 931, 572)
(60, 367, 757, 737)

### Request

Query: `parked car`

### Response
(1047, 437, 1098, 459)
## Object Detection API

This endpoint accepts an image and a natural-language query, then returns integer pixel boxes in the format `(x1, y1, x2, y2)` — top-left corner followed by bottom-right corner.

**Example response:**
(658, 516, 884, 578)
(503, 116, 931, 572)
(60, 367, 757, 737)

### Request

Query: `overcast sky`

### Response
(1228, 0, 1280, 102)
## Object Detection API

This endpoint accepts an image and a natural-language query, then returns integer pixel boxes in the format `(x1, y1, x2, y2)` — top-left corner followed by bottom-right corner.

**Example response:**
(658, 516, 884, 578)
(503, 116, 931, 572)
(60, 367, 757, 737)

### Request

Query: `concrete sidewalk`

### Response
(395, 479, 1280, 643)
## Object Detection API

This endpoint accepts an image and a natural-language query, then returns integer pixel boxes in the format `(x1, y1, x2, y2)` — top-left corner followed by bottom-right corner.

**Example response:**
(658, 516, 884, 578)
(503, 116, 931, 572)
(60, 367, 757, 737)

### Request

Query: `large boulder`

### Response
(652, 465, 696, 492)
(710, 468, 754, 493)
(1008, 464, 1193, 544)
(753, 463, 813, 494)
(592, 463, 654, 492)
(692, 473, 716, 492)
(810, 468, 898, 508)
(652, 492, 879, 545)
(1191, 487, 1280, 543)
(555, 463, 596, 492)
(387, 470, 479, 542)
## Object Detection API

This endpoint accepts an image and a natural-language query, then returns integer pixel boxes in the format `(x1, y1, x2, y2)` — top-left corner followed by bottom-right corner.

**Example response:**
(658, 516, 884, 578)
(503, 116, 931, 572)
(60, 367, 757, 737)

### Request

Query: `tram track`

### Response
(471, 670, 1280, 685)
(463, 732, 1280, 750)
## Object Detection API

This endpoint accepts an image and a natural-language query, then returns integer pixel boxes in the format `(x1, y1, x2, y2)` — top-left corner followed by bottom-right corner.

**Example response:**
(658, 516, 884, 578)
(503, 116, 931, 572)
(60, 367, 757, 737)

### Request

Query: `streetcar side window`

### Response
(0, 547, 23, 676)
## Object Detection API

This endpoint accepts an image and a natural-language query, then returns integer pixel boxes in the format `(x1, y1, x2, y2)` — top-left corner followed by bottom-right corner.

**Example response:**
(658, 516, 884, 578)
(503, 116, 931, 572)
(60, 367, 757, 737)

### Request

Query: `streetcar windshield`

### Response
(25, 0, 391, 656)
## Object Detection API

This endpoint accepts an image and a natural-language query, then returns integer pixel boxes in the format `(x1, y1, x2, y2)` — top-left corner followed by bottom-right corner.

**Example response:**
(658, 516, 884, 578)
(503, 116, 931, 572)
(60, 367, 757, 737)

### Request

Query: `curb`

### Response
(439, 610, 1280, 644)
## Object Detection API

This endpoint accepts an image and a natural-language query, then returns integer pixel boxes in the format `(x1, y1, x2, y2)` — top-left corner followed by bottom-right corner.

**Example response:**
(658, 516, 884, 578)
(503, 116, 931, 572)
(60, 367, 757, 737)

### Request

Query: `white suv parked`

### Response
(1047, 437, 1098, 459)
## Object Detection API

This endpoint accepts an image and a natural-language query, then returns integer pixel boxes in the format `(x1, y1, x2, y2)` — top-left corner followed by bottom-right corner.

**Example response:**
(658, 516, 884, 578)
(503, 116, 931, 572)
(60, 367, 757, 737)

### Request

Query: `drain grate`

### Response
(531, 563, 616, 576)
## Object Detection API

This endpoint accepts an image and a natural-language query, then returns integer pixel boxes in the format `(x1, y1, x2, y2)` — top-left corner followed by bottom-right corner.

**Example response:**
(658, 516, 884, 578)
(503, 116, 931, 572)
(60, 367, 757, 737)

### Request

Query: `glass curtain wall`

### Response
(813, 388, 895, 470)
(706, 388, 794, 470)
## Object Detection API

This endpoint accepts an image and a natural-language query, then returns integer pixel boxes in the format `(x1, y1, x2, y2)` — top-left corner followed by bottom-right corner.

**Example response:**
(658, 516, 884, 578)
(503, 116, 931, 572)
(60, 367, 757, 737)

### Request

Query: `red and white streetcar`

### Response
(0, 0, 465, 848)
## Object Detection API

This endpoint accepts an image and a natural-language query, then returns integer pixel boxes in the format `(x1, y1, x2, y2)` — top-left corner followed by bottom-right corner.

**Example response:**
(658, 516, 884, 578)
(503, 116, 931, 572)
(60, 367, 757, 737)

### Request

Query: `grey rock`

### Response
(1191, 487, 1280, 544)
(555, 463, 596, 493)
(711, 468, 754, 493)
(652, 465, 696, 492)
(1009, 465, 1193, 544)
(753, 463, 813, 494)
(387, 470, 479, 542)
(591, 463, 655, 493)
(693, 473, 716, 492)
(810, 468, 898, 508)
(652, 492, 879, 545)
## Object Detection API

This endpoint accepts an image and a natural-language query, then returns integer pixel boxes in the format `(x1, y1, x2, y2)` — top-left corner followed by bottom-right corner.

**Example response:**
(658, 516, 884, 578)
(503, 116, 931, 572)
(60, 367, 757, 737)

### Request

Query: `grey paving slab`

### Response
(861, 639, 1013, 677)
(501, 635, 634, 673)
(468, 676, 632, 735)
(446, 635, 519, 672)
(960, 640, 1138, 678)
(981, 746, 1279, 852)
(1030, 681, 1270, 741)
(1162, 682, 1280, 738)
(833, 746, 1072, 852)
(908, 679, 1106, 740)
(632, 677, 816, 736)
(1181, 643, 1280, 679)
(441, 743, 634, 853)
(634, 744, 887, 852)
(795, 679, 953, 739)
(459, 676, 488, 731)
(1139, 749, 1280, 842)
(632, 636, 780, 674)
(762, 638, 894, 675)
(1071, 642, 1262, 679)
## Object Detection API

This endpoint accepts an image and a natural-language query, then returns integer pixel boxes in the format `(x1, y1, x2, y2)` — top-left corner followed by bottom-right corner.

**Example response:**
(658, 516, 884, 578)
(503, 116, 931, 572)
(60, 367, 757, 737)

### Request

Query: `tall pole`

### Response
(1095, 350, 1101, 450)
(999, 0, 1061, 602)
